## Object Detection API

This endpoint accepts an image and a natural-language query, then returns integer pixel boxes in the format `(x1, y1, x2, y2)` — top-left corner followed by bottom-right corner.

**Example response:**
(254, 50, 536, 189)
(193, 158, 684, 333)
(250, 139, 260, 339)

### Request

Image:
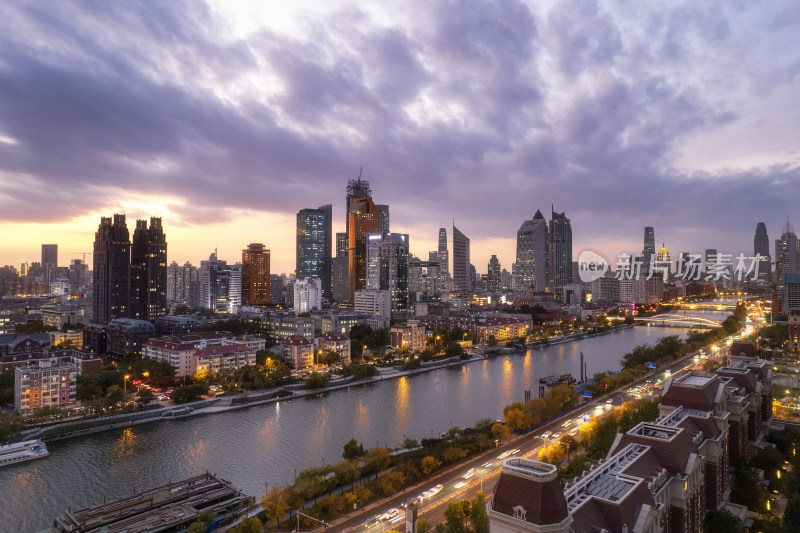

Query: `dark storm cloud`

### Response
(0, 0, 798, 258)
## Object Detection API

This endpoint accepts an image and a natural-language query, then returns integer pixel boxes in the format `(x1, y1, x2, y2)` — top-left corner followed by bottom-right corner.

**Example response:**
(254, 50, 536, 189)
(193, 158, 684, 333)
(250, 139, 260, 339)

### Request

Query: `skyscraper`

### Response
(93, 214, 131, 323)
(378, 204, 390, 233)
(452, 224, 471, 295)
(242, 243, 270, 305)
(642, 227, 655, 275)
(348, 196, 381, 302)
(318, 204, 332, 299)
(296, 208, 326, 290)
(754, 222, 771, 285)
(487, 255, 501, 293)
(200, 252, 231, 313)
(345, 174, 372, 235)
(332, 232, 349, 303)
(776, 219, 800, 287)
(130, 217, 167, 321)
(547, 207, 572, 300)
(438, 227, 449, 288)
(366, 232, 409, 314)
(41, 244, 57, 281)
(514, 210, 548, 294)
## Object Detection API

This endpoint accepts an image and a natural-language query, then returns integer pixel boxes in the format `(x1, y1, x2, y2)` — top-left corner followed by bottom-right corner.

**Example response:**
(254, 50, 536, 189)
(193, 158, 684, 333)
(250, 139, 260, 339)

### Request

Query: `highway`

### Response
(324, 334, 737, 533)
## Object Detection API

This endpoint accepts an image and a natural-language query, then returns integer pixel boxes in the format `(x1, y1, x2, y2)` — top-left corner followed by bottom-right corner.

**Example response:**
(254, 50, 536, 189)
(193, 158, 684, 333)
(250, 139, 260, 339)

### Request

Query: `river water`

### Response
(1, 308, 732, 532)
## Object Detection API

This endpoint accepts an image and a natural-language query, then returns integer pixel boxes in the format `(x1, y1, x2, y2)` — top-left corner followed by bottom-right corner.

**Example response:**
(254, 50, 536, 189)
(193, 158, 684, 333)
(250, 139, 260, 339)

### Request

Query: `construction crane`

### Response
(70, 252, 93, 263)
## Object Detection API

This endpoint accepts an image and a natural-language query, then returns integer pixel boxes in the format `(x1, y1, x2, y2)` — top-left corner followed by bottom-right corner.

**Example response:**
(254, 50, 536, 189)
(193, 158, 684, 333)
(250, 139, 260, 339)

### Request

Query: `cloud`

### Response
(0, 0, 798, 270)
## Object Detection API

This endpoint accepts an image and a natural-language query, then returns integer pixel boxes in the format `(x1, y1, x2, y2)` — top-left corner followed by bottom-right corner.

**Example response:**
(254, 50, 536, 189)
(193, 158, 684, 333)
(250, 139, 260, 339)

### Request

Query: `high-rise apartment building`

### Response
(438, 227, 449, 279)
(93, 214, 131, 323)
(130, 217, 167, 322)
(547, 207, 572, 300)
(514, 210, 548, 294)
(348, 196, 381, 302)
(318, 204, 332, 299)
(452, 224, 471, 295)
(242, 243, 270, 305)
(754, 222, 770, 285)
(200, 253, 233, 313)
(294, 278, 322, 314)
(366, 232, 409, 314)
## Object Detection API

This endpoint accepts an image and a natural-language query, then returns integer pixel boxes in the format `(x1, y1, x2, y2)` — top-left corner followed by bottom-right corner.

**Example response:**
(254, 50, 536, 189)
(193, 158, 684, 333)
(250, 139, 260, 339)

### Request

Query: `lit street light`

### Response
(123, 374, 130, 401)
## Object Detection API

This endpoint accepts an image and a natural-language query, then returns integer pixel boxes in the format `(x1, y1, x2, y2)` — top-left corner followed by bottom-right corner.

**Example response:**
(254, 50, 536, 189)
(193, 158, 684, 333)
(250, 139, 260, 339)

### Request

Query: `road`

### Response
(321, 335, 735, 533)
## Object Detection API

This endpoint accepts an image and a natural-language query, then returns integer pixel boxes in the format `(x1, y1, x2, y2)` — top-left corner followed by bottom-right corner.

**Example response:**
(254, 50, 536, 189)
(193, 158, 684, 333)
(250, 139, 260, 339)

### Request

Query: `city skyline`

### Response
(1, 1, 800, 274)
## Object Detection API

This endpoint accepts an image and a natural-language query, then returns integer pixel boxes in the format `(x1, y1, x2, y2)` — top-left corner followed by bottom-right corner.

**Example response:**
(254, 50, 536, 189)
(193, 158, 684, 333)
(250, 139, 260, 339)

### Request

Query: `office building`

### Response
(783, 272, 800, 315)
(294, 278, 322, 314)
(200, 253, 233, 313)
(130, 217, 167, 322)
(547, 207, 573, 300)
(242, 243, 270, 306)
(514, 210, 548, 294)
(366, 232, 409, 314)
(754, 222, 771, 285)
(106, 317, 157, 358)
(41, 244, 58, 282)
(92, 214, 131, 323)
(354, 289, 391, 330)
(438, 227, 449, 282)
(345, 175, 371, 235)
(776, 219, 800, 291)
(319, 204, 333, 299)
(452, 224, 471, 295)
(296, 208, 329, 297)
(348, 196, 381, 302)
(378, 204, 390, 233)
(642, 226, 655, 274)
(68, 259, 90, 291)
(487, 255, 501, 293)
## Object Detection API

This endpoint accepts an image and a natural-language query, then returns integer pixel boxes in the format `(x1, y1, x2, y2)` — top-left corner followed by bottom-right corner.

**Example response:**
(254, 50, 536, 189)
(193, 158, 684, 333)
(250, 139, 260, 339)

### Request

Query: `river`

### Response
(0, 308, 733, 532)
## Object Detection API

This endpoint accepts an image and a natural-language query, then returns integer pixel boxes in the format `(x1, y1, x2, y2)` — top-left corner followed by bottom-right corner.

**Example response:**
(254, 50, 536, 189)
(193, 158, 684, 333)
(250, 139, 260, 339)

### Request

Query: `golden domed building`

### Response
(657, 243, 671, 263)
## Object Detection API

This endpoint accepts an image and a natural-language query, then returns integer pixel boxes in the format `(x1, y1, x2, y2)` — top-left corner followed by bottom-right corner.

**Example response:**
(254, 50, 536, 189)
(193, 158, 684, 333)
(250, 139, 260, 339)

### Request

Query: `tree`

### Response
(170, 383, 209, 404)
(187, 522, 207, 533)
(445, 342, 464, 357)
(705, 510, 744, 533)
(504, 408, 528, 431)
(137, 386, 155, 403)
(305, 372, 330, 389)
(377, 470, 405, 496)
(403, 437, 419, 449)
(487, 335, 498, 346)
(786, 491, 800, 533)
(491, 423, 510, 442)
(418, 519, 432, 533)
(342, 438, 366, 460)
(229, 517, 263, 533)
(364, 447, 391, 472)
(262, 486, 291, 526)
(442, 446, 466, 464)
(470, 492, 489, 533)
(730, 460, 766, 511)
(420, 456, 441, 475)
(444, 500, 468, 533)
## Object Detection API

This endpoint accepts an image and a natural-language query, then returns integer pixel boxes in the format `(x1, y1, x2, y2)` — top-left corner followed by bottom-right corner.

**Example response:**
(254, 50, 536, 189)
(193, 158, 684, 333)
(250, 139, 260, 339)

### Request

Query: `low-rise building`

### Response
(143, 331, 263, 377)
(49, 329, 84, 349)
(321, 311, 367, 336)
(15, 357, 77, 417)
(390, 320, 426, 352)
(317, 331, 351, 364)
(106, 318, 157, 358)
(154, 315, 202, 335)
(41, 303, 84, 329)
(282, 334, 314, 372)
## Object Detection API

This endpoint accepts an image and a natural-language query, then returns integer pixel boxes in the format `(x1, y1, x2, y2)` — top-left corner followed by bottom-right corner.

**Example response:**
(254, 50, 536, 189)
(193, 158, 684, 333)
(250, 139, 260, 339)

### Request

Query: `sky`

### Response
(1, 0, 799, 275)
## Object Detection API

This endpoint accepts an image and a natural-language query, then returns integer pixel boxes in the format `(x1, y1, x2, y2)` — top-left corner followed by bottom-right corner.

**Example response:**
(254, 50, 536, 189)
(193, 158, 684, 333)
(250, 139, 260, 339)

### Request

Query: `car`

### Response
(606, 399, 613, 404)
(400, 498, 416, 509)
(463, 468, 476, 479)
(497, 451, 511, 459)
(594, 404, 604, 411)
(562, 420, 571, 427)
(482, 461, 493, 468)
(510, 449, 520, 455)
(381, 509, 399, 520)
(541, 431, 552, 439)
(454, 481, 467, 489)
(551, 432, 561, 439)
(365, 515, 381, 526)
(432, 484, 444, 494)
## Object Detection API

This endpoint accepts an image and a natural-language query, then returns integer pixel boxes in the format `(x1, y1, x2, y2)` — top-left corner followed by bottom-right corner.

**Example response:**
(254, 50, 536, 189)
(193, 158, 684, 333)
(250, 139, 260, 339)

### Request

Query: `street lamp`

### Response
(123, 374, 130, 401)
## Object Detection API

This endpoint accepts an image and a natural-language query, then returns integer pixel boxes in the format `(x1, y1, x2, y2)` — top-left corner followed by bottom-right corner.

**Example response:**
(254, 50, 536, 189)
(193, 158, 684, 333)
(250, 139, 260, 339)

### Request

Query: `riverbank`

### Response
(21, 323, 636, 443)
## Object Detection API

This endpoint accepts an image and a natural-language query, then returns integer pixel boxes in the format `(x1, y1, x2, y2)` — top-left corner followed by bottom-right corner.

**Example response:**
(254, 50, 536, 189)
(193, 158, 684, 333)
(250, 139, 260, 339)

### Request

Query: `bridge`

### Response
(633, 313, 722, 329)
(674, 302, 738, 311)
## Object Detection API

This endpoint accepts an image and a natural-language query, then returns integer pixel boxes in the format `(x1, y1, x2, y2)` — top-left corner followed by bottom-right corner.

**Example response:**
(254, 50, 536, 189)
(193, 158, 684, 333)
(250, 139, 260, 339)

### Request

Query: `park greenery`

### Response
(258, 418, 504, 528)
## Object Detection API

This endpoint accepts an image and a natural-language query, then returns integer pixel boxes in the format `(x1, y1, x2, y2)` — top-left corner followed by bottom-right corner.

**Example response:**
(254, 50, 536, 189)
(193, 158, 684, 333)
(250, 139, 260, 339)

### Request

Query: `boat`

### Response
(0, 439, 49, 467)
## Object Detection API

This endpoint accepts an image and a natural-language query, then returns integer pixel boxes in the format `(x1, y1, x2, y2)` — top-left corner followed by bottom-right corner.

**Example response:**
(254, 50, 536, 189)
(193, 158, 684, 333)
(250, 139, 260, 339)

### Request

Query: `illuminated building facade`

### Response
(242, 243, 270, 305)
(348, 196, 380, 302)
(514, 210, 548, 294)
(366, 232, 409, 315)
(547, 208, 572, 300)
